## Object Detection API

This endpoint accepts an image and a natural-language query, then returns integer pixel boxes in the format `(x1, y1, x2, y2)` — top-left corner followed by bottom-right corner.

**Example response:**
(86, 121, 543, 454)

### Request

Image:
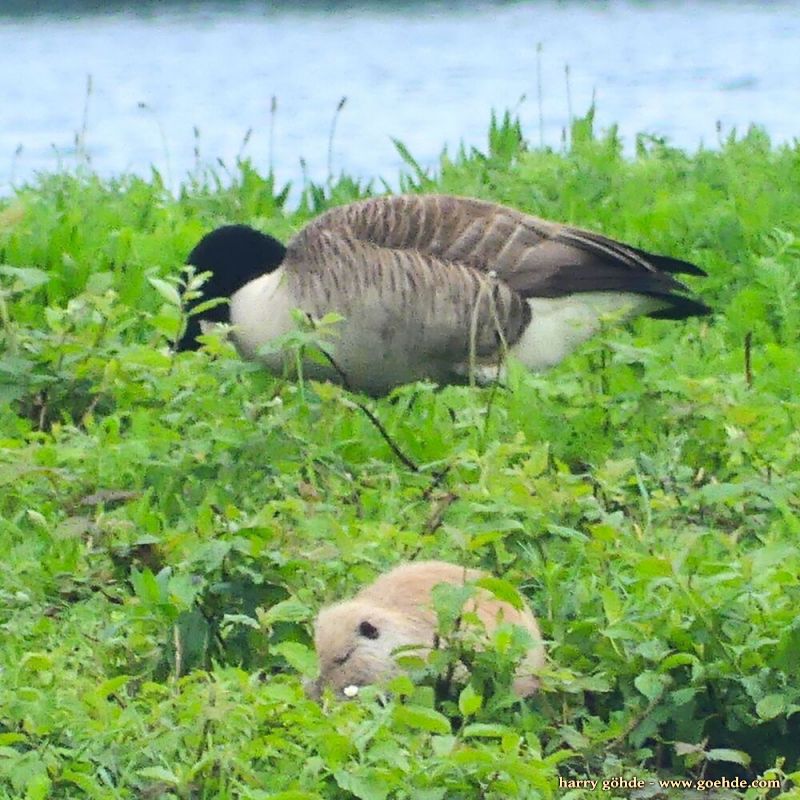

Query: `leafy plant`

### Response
(1, 112, 799, 798)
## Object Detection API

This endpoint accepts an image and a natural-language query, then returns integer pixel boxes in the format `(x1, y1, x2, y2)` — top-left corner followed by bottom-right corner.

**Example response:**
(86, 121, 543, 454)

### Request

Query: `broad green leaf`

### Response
(0, 265, 50, 291)
(756, 693, 786, 720)
(431, 582, 475, 630)
(93, 675, 132, 699)
(706, 747, 751, 767)
(130, 568, 164, 605)
(138, 766, 180, 784)
(461, 723, 512, 738)
(20, 652, 53, 672)
(272, 642, 317, 676)
(601, 588, 623, 625)
(458, 683, 483, 716)
(334, 770, 390, 800)
(634, 671, 670, 701)
(222, 613, 260, 630)
(258, 598, 313, 626)
(706, 748, 752, 767)
(475, 576, 524, 610)
(25, 774, 52, 800)
(393, 704, 451, 734)
(148, 276, 182, 306)
(61, 771, 102, 793)
(430, 735, 456, 757)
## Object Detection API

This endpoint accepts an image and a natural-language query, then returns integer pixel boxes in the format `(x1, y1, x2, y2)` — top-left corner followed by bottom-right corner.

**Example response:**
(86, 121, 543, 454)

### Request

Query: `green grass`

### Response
(1, 109, 799, 799)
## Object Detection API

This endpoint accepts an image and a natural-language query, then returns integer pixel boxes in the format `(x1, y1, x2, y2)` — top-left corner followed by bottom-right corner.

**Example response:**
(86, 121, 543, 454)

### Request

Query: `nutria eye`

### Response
(358, 620, 380, 639)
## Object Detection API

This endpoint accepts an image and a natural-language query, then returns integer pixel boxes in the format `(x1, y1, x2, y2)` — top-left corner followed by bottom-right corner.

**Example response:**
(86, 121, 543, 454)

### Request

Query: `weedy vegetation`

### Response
(1, 110, 799, 799)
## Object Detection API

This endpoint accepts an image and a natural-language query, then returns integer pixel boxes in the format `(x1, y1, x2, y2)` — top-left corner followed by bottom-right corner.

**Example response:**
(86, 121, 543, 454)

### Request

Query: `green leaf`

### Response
(222, 613, 260, 630)
(706, 748, 752, 767)
(430, 735, 456, 757)
(475, 576, 524, 610)
(272, 642, 317, 676)
(634, 671, 670, 701)
(334, 770, 390, 800)
(190, 297, 227, 316)
(431, 582, 475, 631)
(138, 766, 180, 785)
(258, 598, 313, 626)
(0, 265, 50, 291)
(461, 723, 512, 739)
(393, 704, 451, 734)
(458, 683, 483, 716)
(20, 652, 53, 672)
(61, 771, 102, 793)
(601, 588, 623, 624)
(756, 693, 786, 720)
(660, 653, 698, 671)
(130, 567, 165, 605)
(93, 675, 132, 699)
(0, 733, 27, 745)
(670, 687, 698, 706)
(148, 276, 182, 307)
(25, 773, 52, 800)
(386, 674, 415, 696)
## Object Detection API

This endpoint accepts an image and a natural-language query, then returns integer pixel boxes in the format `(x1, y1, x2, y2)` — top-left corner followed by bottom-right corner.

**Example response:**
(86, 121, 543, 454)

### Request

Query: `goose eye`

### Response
(358, 620, 380, 640)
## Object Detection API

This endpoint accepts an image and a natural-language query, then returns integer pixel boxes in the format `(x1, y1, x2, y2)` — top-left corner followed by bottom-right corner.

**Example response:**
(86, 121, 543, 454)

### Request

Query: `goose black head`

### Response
(177, 224, 287, 351)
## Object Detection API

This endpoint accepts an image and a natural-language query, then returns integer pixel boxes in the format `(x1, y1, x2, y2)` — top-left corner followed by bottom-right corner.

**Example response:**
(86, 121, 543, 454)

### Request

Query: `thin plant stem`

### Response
(327, 96, 347, 184)
(536, 42, 544, 149)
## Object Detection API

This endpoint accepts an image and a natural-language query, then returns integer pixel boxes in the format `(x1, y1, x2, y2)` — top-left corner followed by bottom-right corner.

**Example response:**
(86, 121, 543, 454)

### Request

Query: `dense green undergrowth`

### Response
(1, 111, 799, 799)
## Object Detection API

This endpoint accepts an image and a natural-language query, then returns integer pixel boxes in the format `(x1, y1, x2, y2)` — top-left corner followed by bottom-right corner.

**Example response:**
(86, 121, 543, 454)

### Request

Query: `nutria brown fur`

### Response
(309, 560, 545, 699)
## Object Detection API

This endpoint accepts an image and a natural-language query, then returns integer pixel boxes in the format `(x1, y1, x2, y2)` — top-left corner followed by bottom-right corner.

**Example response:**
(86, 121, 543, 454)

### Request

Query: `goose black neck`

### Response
(177, 224, 287, 351)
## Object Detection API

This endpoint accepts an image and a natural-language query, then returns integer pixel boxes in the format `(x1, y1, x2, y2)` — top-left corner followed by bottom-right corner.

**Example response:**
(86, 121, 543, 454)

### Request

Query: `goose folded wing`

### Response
(306, 194, 710, 317)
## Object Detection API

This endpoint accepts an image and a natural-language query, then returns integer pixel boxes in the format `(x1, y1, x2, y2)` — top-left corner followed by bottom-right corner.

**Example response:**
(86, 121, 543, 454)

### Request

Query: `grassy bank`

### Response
(1, 111, 799, 799)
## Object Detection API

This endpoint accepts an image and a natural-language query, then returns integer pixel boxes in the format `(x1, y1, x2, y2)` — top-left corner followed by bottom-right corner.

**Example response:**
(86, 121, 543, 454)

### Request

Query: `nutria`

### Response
(308, 560, 545, 699)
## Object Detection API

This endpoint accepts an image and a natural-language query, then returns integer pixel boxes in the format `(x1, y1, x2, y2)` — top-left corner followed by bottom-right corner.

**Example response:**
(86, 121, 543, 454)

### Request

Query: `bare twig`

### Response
(353, 400, 420, 472)
(421, 464, 452, 499)
(744, 330, 753, 388)
(80, 391, 105, 428)
(316, 335, 422, 473)
(173, 623, 183, 680)
(606, 693, 664, 753)
(79, 489, 140, 507)
(423, 492, 458, 535)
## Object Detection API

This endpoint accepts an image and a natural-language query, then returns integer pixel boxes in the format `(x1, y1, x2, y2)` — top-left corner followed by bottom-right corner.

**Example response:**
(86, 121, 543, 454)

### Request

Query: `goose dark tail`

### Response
(646, 293, 712, 320)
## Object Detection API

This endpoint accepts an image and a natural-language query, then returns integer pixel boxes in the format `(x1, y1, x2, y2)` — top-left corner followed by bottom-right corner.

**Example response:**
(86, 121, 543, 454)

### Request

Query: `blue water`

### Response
(1, 1, 798, 193)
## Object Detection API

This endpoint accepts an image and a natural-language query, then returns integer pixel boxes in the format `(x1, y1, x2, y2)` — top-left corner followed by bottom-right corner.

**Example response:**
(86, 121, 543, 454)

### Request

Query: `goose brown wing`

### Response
(303, 194, 710, 319)
(282, 225, 531, 361)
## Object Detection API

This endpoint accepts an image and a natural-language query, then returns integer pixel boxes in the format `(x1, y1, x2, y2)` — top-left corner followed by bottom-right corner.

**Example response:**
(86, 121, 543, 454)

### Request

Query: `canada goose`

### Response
(308, 560, 545, 700)
(179, 194, 710, 395)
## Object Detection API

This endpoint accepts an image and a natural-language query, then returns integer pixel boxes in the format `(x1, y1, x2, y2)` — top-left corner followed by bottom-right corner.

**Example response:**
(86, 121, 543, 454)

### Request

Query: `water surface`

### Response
(1, 1, 797, 193)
